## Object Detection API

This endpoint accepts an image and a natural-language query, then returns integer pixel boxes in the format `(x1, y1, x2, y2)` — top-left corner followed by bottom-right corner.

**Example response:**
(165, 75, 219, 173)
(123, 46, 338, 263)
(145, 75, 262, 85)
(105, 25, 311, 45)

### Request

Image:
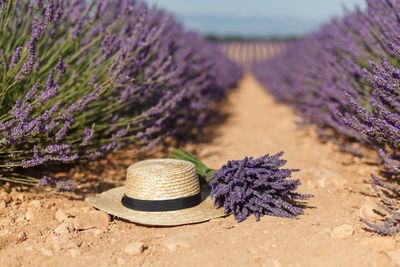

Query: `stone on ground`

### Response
(73, 210, 111, 230)
(124, 241, 145, 255)
(330, 224, 354, 238)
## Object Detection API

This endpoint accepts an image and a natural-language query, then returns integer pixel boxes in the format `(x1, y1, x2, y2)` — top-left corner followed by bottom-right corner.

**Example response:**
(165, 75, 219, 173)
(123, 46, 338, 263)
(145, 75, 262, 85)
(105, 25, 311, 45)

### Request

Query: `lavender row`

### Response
(254, 0, 399, 234)
(0, 0, 242, 185)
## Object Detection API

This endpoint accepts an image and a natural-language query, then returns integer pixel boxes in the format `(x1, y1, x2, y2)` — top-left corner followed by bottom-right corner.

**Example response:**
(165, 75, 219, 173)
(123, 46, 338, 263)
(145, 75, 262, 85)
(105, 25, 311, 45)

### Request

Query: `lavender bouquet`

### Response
(170, 149, 312, 222)
(0, 1, 242, 187)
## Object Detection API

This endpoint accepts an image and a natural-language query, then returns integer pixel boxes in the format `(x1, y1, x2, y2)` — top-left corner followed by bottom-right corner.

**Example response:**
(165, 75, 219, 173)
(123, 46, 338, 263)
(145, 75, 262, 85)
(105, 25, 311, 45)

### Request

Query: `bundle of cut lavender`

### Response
(170, 149, 312, 222)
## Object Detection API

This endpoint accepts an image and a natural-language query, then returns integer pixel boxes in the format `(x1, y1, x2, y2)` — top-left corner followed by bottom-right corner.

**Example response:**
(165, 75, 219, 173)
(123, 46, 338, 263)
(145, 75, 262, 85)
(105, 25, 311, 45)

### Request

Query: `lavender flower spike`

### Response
(0, 0, 242, 186)
(170, 149, 312, 222)
(55, 180, 74, 192)
(37, 175, 54, 187)
(37, 175, 74, 192)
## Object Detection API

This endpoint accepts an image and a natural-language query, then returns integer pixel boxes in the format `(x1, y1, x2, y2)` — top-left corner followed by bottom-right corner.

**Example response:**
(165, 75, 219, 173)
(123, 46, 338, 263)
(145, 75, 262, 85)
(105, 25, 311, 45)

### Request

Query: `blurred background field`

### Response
(147, 0, 365, 38)
(148, 0, 366, 68)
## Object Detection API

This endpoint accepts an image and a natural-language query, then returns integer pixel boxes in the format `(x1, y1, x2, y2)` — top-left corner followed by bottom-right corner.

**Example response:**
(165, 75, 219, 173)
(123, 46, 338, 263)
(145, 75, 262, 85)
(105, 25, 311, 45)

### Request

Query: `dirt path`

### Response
(0, 75, 398, 267)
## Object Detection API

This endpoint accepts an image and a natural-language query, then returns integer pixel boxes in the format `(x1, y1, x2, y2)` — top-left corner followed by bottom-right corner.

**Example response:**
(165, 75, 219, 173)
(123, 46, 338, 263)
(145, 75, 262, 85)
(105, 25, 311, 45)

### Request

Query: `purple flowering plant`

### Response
(170, 149, 312, 222)
(0, 1, 242, 186)
(254, 0, 399, 234)
(38, 175, 73, 192)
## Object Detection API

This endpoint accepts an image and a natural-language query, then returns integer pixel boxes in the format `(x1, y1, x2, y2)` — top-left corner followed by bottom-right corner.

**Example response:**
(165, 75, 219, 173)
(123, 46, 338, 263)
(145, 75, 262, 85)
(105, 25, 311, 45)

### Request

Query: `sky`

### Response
(145, 0, 366, 37)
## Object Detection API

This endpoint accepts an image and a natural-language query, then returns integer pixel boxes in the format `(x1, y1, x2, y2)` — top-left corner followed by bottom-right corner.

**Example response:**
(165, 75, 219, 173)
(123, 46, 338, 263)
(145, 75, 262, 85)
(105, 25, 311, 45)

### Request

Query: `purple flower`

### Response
(35, 0, 43, 8)
(55, 118, 73, 141)
(253, 0, 399, 234)
(38, 72, 59, 103)
(45, 0, 55, 22)
(37, 175, 74, 192)
(170, 149, 311, 222)
(25, 84, 39, 100)
(0, 0, 6, 9)
(10, 98, 33, 122)
(38, 176, 54, 186)
(19, 55, 36, 76)
(82, 124, 95, 145)
(31, 19, 45, 41)
(0, 0, 242, 187)
(211, 152, 312, 222)
(55, 180, 74, 192)
(10, 47, 22, 67)
(55, 57, 67, 74)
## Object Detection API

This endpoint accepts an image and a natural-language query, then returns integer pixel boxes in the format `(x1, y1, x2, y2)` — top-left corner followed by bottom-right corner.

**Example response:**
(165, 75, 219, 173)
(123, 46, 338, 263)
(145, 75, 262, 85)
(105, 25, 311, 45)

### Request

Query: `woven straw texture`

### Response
(125, 159, 200, 200)
(87, 159, 226, 226)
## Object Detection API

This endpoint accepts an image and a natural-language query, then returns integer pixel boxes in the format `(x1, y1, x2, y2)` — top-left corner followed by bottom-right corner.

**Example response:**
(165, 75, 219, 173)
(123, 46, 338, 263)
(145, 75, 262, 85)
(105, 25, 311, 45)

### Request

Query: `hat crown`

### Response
(125, 159, 200, 200)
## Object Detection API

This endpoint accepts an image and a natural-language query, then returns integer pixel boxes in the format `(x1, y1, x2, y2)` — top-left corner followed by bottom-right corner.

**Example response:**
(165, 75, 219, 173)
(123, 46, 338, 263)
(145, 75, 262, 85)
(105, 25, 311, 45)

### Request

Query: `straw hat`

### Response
(87, 159, 226, 226)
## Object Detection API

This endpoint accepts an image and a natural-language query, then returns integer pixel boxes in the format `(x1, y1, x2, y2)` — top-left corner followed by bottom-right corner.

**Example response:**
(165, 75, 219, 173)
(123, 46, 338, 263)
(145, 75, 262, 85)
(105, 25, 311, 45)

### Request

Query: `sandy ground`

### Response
(1, 75, 399, 267)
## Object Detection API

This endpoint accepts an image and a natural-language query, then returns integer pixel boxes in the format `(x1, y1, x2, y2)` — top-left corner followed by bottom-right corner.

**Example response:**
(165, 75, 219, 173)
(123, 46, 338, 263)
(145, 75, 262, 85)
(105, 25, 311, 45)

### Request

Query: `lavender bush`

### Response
(0, 0, 242, 185)
(170, 149, 312, 222)
(254, 0, 399, 234)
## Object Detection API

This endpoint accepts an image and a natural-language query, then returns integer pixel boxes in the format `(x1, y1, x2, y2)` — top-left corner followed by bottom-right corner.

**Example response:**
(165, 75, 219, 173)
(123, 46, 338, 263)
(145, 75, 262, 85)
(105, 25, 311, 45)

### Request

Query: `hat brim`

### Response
(87, 185, 227, 226)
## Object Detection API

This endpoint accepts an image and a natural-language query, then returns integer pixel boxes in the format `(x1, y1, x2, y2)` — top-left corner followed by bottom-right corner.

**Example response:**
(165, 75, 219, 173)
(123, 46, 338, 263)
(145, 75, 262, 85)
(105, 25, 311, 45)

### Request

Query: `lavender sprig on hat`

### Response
(170, 149, 312, 222)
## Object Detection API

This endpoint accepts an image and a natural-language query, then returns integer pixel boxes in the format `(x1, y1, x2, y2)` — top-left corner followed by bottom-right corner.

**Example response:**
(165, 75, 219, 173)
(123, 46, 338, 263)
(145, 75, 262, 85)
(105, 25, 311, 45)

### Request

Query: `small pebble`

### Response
(25, 210, 34, 221)
(124, 241, 145, 255)
(0, 200, 6, 210)
(54, 223, 71, 236)
(117, 257, 126, 266)
(73, 210, 111, 230)
(55, 209, 69, 223)
(330, 224, 354, 239)
(66, 207, 81, 217)
(84, 228, 104, 236)
(49, 235, 78, 251)
(317, 170, 346, 190)
(0, 192, 10, 203)
(16, 232, 27, 243)
(358, 199, 381, 220)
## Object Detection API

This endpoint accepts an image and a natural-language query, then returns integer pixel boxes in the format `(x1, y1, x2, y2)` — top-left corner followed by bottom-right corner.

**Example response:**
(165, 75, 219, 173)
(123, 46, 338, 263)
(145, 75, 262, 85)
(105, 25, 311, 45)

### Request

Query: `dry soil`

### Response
(0, 75, 398, 267)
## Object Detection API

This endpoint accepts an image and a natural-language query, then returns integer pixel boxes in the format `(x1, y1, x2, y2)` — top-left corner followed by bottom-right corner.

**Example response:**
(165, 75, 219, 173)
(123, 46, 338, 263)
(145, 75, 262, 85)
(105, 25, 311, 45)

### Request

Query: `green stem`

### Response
(169, 149, 215, 185)
(0, 176, 37, 186)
